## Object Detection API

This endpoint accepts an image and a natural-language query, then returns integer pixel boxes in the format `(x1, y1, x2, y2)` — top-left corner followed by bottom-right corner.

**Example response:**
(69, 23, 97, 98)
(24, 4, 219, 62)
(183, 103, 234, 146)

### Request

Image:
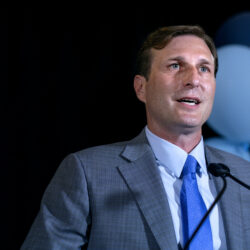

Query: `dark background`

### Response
(5, 6, 249, 249)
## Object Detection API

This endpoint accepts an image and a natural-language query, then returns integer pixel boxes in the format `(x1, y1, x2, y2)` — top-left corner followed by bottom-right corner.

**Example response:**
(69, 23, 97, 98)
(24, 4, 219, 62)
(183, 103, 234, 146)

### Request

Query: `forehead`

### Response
(151, 35, 214, 63)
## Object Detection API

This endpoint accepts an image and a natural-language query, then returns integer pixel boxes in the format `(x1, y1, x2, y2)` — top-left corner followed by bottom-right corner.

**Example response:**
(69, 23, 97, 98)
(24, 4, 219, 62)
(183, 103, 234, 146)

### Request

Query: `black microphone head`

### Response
(208, 163, 230, 177)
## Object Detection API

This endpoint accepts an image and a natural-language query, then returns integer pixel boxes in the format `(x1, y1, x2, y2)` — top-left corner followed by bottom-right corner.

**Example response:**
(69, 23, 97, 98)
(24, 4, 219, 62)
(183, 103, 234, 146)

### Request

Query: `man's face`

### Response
(134, 35, 216, 136)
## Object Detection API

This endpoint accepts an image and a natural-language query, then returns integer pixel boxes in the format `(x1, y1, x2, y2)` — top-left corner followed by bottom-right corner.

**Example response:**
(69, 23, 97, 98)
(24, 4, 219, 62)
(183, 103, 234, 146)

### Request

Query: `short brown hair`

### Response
(135, 25, 218, 80)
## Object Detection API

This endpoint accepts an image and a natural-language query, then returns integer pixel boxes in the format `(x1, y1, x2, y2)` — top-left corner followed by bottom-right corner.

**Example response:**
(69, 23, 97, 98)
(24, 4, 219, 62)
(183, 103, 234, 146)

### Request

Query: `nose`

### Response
(183, 66, 200, 88)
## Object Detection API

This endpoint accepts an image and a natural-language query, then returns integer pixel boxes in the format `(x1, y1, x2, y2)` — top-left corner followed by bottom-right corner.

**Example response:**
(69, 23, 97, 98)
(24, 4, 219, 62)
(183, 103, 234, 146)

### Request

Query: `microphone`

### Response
(184, 163, 250, 249)
(208, 163, 250, 190)
(207, 163, 230, 177)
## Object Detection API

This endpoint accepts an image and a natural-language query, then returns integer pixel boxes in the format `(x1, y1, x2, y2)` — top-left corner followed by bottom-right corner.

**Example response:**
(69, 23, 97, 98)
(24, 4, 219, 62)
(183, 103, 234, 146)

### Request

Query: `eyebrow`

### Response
(167, 56, 213, 66)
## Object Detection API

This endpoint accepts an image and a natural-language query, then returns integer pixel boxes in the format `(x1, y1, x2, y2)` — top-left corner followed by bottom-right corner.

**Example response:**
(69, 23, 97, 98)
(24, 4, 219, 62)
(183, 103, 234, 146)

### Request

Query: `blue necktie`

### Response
(180, 155, 213, 250)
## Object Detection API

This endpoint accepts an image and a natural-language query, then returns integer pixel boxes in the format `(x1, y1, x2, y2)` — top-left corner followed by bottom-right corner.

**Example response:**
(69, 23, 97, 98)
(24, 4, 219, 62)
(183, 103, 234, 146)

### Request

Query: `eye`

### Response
(200, 66, 209, 72)
(169, 63, 180, 70)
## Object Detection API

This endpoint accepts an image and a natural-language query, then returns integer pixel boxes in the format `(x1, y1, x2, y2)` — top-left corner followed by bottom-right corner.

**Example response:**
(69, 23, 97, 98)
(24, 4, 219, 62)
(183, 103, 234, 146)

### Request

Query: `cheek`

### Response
(145, 73, 175, 103)
(204, 80, 216, 100)
(210, 84, 216, 101)
(147, 84, 172, 106)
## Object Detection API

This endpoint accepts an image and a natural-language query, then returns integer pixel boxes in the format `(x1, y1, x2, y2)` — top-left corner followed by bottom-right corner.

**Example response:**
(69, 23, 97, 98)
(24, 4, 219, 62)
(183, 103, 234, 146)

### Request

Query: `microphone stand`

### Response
(183, 172, 227, 250)
(228, 173, 250, 190)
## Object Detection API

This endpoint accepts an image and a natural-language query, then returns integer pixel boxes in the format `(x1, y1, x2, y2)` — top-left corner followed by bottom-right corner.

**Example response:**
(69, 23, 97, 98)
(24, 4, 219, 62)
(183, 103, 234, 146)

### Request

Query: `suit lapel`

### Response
(205, 146, 245, 250)
(118, 131, 178, 250)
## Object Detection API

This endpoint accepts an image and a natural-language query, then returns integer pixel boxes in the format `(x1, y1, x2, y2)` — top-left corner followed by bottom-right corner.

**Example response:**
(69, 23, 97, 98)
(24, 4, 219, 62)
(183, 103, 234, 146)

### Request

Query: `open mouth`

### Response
(177, 98, 200, 106)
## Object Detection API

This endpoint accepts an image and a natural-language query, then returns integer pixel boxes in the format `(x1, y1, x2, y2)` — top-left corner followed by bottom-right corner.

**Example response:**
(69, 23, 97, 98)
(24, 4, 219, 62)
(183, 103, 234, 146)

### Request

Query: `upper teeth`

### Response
(179, 99, 198, 104)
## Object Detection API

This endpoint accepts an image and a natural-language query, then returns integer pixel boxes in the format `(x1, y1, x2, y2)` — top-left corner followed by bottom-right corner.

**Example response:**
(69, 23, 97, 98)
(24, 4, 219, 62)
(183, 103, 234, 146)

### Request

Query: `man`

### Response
(21, 25, 250, 249)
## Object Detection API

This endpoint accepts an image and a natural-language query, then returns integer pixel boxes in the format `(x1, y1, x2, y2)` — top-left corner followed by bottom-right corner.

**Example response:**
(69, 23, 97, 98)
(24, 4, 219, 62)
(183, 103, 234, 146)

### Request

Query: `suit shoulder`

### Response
(62, 140, 130, 168)
(60, 129, 147, 168)
(76, 140, 128, 156)
(205, 145, 250, 165)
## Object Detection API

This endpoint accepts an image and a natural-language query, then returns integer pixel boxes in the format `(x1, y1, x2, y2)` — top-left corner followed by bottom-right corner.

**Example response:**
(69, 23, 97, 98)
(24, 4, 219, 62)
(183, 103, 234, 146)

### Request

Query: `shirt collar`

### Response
(145, 126, 207, 178)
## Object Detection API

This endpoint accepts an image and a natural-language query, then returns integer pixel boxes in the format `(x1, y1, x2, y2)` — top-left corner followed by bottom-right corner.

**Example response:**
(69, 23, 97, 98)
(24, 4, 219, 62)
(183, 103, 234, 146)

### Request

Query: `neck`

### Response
(147, 124, 202, 153)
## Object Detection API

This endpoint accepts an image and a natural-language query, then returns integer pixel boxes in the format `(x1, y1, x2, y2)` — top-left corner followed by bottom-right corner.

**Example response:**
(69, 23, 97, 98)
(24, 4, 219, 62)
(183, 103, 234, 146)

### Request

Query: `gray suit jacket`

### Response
(21, 130, 250, 249)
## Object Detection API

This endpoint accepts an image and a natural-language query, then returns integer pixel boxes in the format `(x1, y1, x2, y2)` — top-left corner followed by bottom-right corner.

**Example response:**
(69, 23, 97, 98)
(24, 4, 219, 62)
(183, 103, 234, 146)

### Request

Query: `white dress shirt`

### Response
(145, 126, 221, 249)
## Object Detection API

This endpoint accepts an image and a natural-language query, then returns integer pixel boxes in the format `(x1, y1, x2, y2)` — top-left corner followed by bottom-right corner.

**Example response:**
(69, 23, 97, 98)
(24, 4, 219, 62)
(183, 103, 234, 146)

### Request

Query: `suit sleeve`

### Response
(21, 153, 90, 249)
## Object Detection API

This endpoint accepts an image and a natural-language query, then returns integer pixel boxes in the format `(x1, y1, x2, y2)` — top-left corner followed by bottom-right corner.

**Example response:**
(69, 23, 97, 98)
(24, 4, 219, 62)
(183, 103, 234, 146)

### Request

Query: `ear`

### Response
(134, 75, 146, 103)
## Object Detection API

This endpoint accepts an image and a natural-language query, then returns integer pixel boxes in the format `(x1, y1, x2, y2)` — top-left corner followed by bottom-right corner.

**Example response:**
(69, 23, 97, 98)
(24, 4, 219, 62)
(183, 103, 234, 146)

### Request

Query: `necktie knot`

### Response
(182, 155, 198, 177)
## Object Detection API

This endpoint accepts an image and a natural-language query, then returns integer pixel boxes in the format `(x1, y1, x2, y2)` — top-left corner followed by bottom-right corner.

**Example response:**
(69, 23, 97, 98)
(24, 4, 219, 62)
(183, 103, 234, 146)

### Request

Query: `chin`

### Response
(178, 120, 203, 132)
(179, 116, 202, 126)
